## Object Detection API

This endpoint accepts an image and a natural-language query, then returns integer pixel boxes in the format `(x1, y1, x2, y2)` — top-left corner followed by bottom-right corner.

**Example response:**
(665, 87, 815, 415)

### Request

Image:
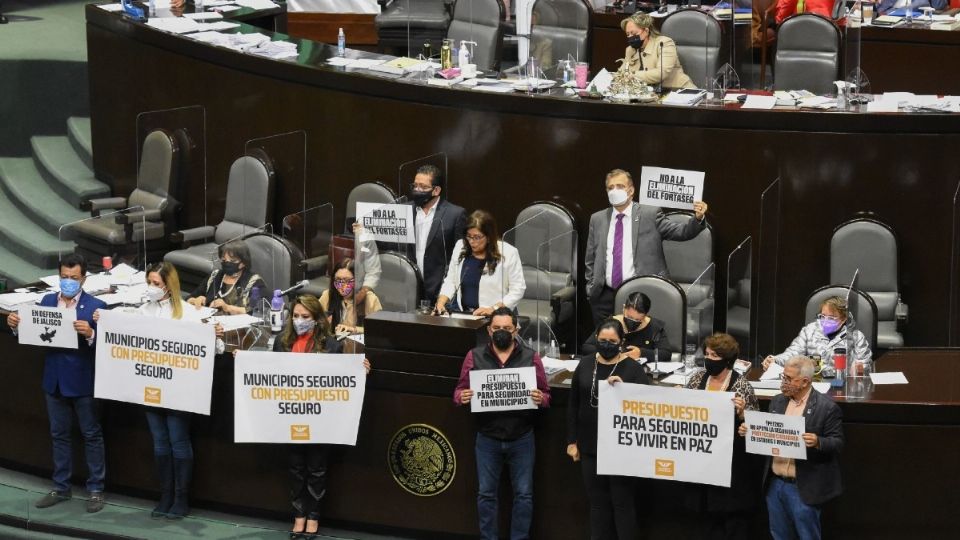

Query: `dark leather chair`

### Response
(830, 217, 906, 348)
(70, 129, 182, 270)
(662, 210, 714, 345)
(528, 0, 592, 69)
(805, 285, 879, 354)
(164, 151, 275, 292)
(447, 0, 506, 72)
(375, 0, 453, 56)
(773, 13, 841, 95)
(660, 8, 723, 89)
(512, 201, 577, 350)
(244, 231, 303, 295)
(615, 275, 687, 362)
(375, 251, 423, 312)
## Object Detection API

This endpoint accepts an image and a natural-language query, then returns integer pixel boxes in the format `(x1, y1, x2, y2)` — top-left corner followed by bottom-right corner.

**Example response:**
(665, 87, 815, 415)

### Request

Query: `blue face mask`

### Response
(60, 278, 82, 298)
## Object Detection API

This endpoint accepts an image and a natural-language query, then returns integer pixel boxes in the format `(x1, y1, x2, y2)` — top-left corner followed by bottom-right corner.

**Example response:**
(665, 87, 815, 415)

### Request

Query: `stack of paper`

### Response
(234, 0, 277, 9)
(194, 21, 240, 32)
(146, 17, 202, 34)
(248, 40, 298, 60)
(0, 292, 46, 311)
(184, 12, 223, 21)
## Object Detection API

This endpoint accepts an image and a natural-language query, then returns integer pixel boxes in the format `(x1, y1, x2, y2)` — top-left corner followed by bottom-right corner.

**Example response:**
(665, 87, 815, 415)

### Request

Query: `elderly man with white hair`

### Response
(740, 356, 844, 540)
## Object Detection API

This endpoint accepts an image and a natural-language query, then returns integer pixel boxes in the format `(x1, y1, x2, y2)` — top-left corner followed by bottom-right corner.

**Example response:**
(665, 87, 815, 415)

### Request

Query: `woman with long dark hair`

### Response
(319, 258, 382, 335)
(435, 209, 525, 316)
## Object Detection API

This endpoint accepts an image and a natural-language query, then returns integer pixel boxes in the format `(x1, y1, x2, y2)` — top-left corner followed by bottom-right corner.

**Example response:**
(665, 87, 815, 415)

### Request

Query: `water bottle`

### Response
(270, 289, 284, 332)
(547, 340, 559, 358)
(196, 0, 204, 11)
(831, 347, 847, 388)
(148, 0, 156, 17)
(337, 27, 345, 57)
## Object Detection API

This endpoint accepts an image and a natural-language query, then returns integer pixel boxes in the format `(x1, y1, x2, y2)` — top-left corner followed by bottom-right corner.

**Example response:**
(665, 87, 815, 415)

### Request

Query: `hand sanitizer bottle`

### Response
(270, 290, 284, 332)
(337, 27, 346, 57)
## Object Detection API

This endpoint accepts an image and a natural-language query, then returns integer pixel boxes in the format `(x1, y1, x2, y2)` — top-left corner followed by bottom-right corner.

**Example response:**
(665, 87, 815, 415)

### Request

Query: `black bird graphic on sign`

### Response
(40, 327, 57, 343)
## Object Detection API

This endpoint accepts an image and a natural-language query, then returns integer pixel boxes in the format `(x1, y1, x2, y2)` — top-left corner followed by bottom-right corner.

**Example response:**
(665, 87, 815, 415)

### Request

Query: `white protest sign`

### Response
(356, 202, 415, 244)
(639, 166, 705, 211)
(17, 306, 78, 349)
(469, 366, 537, 412)
(597, 383, 734, 487)
(234, 351, 367, 445)
(744, 410, 807, 460)
(94, 310, 216, 415)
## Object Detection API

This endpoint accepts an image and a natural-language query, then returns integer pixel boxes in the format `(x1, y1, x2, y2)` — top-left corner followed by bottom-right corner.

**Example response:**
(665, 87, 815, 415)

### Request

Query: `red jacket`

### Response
(776, 0, 835, 24)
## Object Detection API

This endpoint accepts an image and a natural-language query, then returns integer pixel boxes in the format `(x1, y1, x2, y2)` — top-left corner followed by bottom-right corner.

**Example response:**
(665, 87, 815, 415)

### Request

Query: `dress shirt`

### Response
(415, 204, 437, 273)
(771, 386, 813, 479)
(59, 294, 95, 346)
(605, 204, 634, 288)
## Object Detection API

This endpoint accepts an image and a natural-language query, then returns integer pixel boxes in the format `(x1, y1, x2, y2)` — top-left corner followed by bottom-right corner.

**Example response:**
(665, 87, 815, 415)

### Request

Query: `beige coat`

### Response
(620, 35, 695, 90)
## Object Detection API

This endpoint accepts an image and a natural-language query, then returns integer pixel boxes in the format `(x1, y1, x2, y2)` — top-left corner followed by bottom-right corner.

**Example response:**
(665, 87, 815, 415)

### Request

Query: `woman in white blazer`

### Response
(435, 209, 526, 316)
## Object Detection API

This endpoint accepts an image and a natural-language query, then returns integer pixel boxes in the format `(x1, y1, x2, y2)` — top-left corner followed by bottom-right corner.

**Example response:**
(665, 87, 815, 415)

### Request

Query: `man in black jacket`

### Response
(740, 356, 844, 540)
(453, 308, 552, 540)
(407, 164, 466, 305)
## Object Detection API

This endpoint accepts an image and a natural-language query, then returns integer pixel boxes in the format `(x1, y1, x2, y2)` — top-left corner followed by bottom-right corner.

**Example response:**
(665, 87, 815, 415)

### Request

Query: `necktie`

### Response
(612, 213, 625, 289)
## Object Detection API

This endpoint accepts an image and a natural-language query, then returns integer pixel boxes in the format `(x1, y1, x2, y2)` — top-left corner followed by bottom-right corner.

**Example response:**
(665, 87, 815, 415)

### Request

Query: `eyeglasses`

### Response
(409, 183, 434, 192)
(816, 314, 840, 322)
(466, 234, 486, 242)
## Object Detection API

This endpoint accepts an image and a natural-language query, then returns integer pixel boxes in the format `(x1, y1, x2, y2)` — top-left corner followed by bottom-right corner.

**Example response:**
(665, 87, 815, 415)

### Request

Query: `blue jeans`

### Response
(475, 430, 535, 540)
(44, 393, 105, 493)
(766, 477, 822, 540)
(145, 409, 193, 459)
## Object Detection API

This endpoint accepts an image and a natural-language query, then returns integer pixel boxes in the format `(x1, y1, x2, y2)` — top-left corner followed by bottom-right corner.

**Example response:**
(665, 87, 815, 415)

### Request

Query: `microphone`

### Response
(658, 41, 664, 95)
(280, 280, 309, 297)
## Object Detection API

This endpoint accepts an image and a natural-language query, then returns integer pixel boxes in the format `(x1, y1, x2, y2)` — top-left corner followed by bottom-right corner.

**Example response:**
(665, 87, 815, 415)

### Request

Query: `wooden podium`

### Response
(364, 311, 488, 378)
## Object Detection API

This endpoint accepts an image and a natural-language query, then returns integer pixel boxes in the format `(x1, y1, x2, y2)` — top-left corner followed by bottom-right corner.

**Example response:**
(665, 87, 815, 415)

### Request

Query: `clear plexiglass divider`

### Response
(282, 203, 335, 298)
(502, 207, 572, 356)
(755, 177, 781, 357)
(684, 262, 716, 364)
(725, 236, 753, 361)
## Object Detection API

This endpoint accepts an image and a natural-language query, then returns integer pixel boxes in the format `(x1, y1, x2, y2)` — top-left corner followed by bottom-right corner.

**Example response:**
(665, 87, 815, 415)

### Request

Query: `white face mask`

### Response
(608, 188, 630, 207)
(145, 285, 166, 302)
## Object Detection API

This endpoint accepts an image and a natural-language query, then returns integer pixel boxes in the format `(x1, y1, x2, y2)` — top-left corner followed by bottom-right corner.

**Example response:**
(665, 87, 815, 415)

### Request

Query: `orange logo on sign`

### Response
(655, 459, 675, 477)
(290, 425, 311, 441)
(144, 387, 161, 404)
(772, 448, 780, 456)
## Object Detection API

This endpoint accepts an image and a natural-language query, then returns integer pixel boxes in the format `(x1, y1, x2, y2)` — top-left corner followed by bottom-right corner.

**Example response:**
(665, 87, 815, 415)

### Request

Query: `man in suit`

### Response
(407, 164, 466, 305)
(584, 168, 708, 327)
(7, 254, 108, 513)
(740, 356, 844, 540)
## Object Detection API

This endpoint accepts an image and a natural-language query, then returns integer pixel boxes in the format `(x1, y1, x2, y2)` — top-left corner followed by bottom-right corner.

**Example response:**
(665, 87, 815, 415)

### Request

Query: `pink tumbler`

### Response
(575, 62, 589, 89)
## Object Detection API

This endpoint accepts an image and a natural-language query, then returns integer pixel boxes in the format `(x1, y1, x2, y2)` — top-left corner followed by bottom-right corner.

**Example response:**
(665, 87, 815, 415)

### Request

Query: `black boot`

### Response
(151, 454, 174, 518)
(166, 458, 193, 520)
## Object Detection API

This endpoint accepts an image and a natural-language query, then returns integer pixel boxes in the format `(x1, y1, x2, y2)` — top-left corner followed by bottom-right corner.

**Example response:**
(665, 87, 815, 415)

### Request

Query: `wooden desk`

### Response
(859, 24, 960, 94)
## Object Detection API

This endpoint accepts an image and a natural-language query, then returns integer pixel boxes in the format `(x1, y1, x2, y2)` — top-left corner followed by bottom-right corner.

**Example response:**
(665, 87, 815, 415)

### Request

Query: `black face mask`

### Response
(596, 340, 621, 360)
(627, 35, 644, 50)
(623, 316, 642, 332)
(491, 329, 514, 351)
(410, 189, 434, 208)
(704, 359, 728, 377)
(221, 261, 241, 276)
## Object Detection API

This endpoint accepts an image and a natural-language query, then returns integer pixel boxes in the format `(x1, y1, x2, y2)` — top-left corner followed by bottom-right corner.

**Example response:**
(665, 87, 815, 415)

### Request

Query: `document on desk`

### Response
(0, 292, 47, 311)
(234, 0, 277, 8)
(541, 357, 578, 373)
(184, 12, 224, 20)
(449, 312, 485, 320)
(209, 314, 262, 331)
(146, 17, 202, 34)
(741, 95, 777, 109)
(647, 361, 683, 374)
(760, 363, 783, 380)
(97, 3, 124, 12)
(470, 84, 514, 94)
(870, 372, 909, 385)
(195, 21, 241, 32)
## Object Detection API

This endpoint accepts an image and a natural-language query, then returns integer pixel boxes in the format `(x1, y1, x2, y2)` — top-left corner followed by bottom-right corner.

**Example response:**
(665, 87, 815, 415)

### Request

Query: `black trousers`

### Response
(581, 454, 638, 540)
(703, 510, 753, 540)
(590, 287, 617, 329)
(289, 444, 329, 519)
